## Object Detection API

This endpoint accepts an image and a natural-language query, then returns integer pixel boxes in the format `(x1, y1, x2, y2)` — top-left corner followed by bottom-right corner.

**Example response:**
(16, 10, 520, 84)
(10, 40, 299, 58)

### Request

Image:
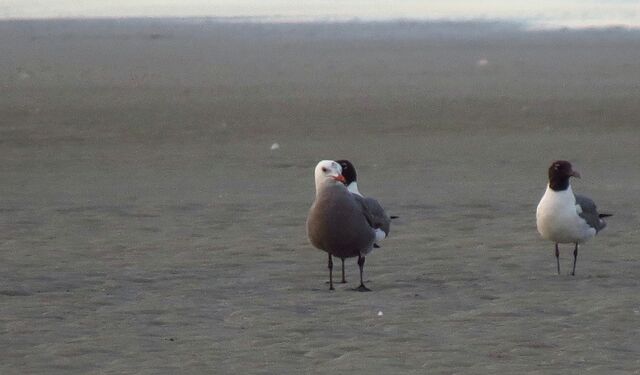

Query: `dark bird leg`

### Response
(571, 243, 578, 276)
(354, 255, 371, 292)
(327, 254, 334, 291)
(555, 243, 560, 275)
(340, 258, 346, 283)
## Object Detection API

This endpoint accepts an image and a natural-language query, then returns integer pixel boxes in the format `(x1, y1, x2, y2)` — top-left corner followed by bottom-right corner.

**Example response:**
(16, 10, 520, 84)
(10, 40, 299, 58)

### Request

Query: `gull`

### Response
(307, 160, 382, 291)
(536, 160, 611, 275)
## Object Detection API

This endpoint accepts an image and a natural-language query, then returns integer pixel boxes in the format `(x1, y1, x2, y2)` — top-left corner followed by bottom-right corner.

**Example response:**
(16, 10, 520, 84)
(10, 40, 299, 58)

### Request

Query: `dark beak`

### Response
(570, 170, 581, 178)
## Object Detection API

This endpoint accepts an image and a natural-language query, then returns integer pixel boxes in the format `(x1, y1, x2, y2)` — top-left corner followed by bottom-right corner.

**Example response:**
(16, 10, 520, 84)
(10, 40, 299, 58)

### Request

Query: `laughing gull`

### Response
(307, 160, 379, 291)
(334, 159, 396, 280)
(536, 160, 611, 275)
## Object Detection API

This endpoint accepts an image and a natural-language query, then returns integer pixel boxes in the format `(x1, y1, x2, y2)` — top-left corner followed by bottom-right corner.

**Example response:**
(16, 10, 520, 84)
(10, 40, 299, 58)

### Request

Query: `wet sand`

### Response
(1, 20, 640, 373)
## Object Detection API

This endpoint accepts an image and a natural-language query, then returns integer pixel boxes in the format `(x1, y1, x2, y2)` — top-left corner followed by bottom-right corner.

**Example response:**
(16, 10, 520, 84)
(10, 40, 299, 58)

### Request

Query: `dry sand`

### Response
(1, 20, 640, 374)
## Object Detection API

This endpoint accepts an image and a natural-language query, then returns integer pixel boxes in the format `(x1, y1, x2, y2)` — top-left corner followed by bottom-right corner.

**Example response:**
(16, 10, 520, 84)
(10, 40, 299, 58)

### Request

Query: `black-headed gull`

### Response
(536, 160, 611, 275)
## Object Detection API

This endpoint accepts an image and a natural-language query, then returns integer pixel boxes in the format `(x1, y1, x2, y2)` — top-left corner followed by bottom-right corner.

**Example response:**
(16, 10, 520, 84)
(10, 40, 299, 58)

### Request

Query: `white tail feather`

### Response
(374, 228, 386, 242)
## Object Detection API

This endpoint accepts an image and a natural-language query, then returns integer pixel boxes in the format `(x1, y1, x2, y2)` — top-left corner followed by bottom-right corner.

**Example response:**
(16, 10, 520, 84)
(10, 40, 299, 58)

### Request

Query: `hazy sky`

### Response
(1, 0, 638, 28)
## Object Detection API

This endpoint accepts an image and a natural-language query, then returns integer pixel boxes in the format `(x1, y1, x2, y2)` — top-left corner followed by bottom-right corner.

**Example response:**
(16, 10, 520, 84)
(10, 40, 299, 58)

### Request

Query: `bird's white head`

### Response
(314, 160, 346, 190)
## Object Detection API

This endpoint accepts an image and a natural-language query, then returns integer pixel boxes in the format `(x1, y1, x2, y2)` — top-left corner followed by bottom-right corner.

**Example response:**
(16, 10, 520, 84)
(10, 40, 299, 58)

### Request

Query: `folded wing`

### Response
(575, 194, 609, 233)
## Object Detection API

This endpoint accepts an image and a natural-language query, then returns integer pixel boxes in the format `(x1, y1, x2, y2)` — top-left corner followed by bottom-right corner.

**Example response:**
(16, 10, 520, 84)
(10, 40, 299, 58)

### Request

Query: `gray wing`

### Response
(352, 194, 377, 230)
(362, 197, 391, 236)
(575, 194, 607, 232)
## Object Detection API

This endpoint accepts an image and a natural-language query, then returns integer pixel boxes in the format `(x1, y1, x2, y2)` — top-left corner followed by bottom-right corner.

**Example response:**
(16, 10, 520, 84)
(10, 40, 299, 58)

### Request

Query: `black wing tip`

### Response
(373, 243, 381, 248)
(390, 215, 399, 219)
(599, 213, 613, 218)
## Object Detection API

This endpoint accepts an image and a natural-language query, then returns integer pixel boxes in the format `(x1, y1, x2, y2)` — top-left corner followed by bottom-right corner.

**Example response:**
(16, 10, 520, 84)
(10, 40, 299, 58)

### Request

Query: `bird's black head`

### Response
(548, 160, 580, 191)
(335, 159, 357, 185)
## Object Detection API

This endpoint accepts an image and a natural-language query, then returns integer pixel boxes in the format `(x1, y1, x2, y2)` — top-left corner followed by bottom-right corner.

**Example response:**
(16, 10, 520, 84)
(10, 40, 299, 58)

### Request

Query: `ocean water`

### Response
(2, 0, 639, 29)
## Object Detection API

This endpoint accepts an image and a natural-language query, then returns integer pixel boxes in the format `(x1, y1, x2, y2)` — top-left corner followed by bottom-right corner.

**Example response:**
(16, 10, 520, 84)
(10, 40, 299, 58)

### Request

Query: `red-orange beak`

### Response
(570, 170, 581, 179)
(333, 175, 346, 183)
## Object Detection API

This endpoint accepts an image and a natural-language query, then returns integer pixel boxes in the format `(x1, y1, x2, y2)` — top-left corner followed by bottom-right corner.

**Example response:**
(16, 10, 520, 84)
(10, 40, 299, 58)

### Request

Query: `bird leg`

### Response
(571, 243, 578, 276)
(327, 253, 334, 291)
(354, 255, 371, 292)
(340, 258, 346, 283)
(555, 243, 560, 275)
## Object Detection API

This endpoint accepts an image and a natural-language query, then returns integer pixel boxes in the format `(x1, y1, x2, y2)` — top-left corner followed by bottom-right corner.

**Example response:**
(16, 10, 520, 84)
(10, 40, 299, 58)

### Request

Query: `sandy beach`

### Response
(1, 20, 640, 373)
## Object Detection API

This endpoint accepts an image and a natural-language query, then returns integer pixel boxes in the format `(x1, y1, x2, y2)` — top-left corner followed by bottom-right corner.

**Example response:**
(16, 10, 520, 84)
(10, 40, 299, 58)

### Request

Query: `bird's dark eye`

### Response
(321, 167, 327, 172)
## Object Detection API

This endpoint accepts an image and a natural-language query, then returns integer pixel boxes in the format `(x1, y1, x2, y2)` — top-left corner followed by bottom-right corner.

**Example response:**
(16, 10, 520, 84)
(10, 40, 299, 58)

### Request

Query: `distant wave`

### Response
(3, 0, 640, 30)
(2, 15, 639, 31)
(201, 15, 640, 30)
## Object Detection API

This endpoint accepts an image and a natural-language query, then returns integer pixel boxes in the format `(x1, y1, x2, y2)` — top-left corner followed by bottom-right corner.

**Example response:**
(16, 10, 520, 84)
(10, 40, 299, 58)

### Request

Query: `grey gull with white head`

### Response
(307, 160, 382, 291)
